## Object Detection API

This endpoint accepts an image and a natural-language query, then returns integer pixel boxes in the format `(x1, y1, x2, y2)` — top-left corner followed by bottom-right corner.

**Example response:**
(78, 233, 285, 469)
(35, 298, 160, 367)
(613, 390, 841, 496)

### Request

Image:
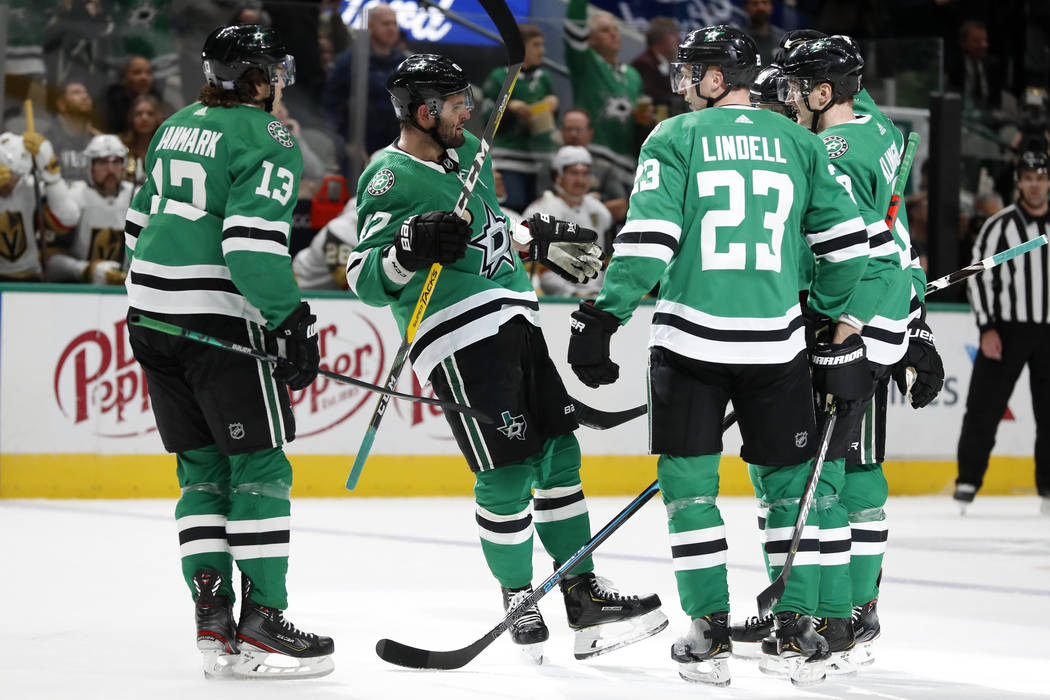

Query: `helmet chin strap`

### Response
(692, 68, 732, 109)
(801, 89, 835, 134)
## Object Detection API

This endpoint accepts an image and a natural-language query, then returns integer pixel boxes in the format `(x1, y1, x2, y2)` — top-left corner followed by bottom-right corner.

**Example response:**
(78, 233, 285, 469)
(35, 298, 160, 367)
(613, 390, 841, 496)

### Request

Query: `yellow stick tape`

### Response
(1, 454, 1038, 499)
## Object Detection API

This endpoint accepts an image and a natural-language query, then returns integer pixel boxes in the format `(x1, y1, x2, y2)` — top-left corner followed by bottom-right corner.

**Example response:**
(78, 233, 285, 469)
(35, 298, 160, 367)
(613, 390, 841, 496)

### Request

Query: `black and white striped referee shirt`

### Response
(968, 203, 1050, 331)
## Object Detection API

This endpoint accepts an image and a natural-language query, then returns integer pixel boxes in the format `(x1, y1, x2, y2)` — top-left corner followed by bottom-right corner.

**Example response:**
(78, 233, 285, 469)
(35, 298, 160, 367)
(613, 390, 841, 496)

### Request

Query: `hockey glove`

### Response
(394, 210, 471, 271)
(523, 212, 603, 284)
(568, 301, 620, 388)
(810, 333, 872, 407)
(269, 302, 320, 391)
(24, 132, 60, 184)
(84, 260, 125, 285)
(891, 321, 944, 409)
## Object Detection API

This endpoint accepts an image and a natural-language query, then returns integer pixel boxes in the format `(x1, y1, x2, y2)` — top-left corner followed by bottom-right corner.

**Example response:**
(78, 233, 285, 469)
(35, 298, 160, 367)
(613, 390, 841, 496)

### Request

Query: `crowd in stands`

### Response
(0, 0, 1047, 293)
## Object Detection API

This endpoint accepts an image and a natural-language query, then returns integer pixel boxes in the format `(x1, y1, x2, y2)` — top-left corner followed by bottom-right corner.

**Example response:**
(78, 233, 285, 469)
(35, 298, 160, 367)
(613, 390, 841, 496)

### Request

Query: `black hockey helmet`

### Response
(387, 54, 475, 122)
(778, 36, 864, 104)
(1016, 150, 1050, 177)
(201, 24, 295, 89)
(751, 64, 796, 121)
(672, 25, 759, 92)
(774, 29, 826, 64)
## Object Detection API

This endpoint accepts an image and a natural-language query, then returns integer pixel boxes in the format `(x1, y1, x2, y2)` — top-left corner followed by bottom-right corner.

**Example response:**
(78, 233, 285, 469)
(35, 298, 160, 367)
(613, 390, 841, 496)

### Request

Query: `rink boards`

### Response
(0, 286, 1038, 498)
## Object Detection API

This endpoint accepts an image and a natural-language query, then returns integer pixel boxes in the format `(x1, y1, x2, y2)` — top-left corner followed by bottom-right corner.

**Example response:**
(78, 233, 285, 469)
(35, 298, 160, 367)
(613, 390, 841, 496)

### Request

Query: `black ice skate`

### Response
(772, 612, 829, 687)
(192, 568, 239, 679)
(559, 571, 668, 659)
(815, 616, 857, 676)
(849, 599, 880, 666)
(954, 482, 977, 514)
(670, 612, 732, 686)
(502, 585, 549, 664)
(729, 613, 774, 643)
(234, 576, 334, 679)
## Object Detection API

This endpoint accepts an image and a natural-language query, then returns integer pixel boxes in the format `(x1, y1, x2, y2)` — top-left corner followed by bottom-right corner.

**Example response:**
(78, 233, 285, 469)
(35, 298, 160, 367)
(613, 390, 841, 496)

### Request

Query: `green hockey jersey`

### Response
(564, 0, 642, 175)
(595, 105, 873, 365)
(347, 131, 538, 382)
(124, 102, 303, 329)
(482, 65, 557, 164)
(816, 99, 924, 364)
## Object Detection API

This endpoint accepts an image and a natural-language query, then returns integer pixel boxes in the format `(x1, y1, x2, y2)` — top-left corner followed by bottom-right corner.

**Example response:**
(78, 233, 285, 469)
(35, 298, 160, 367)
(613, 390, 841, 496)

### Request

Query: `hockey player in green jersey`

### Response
(564, 0, 643, 184)
(775, 34, 944, 670)
(566, 26, 885, 687)
(124, 25, 333, 680)
(347, 54, 666, 664)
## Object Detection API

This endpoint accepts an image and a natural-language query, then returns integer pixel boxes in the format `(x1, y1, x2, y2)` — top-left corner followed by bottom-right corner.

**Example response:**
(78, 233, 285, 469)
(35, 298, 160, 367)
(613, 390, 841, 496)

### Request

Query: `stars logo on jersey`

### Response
(601, 96, 634, 124)
(823, 134, 849, 159)
(469, 200, 514, 279)
(367, 168, 396, 196)
(497, 411, 527, 440)
(267, 121, 294, 149)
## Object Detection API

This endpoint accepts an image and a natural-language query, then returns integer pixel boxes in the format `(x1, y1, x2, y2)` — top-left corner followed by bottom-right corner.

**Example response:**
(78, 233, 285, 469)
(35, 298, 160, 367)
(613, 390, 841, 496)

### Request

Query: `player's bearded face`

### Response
(438, 94, 472, 148)
(92, 157, 124, 197)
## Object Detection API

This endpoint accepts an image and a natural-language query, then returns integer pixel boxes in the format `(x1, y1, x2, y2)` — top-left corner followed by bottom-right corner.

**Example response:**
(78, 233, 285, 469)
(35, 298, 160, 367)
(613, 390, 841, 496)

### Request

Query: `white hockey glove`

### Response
(515, 213, 603, 284)
(84, 259, 125, 285)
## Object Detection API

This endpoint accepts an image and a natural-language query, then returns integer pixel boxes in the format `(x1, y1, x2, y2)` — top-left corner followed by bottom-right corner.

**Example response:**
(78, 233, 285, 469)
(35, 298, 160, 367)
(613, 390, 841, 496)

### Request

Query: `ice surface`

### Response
(1, 495, 1046, 699)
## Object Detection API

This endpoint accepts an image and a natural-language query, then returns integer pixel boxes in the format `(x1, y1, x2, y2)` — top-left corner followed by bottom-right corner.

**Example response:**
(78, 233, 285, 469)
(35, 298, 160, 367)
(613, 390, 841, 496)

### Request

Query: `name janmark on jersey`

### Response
(155, 125, 223, 158)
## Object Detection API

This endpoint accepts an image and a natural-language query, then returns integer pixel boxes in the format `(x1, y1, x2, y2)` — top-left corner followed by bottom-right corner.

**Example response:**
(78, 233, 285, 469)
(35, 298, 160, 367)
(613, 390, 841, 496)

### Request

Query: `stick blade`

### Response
(756, 576, 785, 619)
(572, 399, 647, 430)
(375, 637, 486, 670)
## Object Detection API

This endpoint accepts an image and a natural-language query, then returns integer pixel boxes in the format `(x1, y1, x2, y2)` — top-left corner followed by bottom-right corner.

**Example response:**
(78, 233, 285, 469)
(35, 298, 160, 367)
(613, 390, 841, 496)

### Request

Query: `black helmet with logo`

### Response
(779, 35, 864, 103)
(201, 24, 295, 89)
(1016, 150, 1050, 178)
(673, 25, 759, 90)
(387, 54, 474, 122)
(774, 29, 827, 65)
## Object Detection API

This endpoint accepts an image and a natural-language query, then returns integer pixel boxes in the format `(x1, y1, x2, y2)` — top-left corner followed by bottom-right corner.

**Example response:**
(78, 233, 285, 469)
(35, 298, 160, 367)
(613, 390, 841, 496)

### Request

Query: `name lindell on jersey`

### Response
(701, 135, 787, 164)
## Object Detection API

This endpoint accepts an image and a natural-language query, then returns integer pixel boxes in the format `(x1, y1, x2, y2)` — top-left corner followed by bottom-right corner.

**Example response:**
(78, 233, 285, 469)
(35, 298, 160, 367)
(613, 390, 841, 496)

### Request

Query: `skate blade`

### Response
(515, 642, 544, 665)
(846, 640, 876, 667)
(677, 657, 731, 686)
(200, 649, 240, 679)
(232, 645, 334, 679)
(785, 656, 827, 687)
(825, 650, 858, 677)
(573, 609, 669, 660)
(757, 654, 789, 677)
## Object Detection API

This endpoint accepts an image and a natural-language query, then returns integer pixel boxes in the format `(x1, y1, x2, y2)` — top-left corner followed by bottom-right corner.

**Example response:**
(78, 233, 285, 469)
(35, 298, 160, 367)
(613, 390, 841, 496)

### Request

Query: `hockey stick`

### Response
(24, 100, 46, 275)
(128, 314, 493, 422)
(346, 0, 525, 490)
(375, 411, 739, 670)
(756, 398, 836, 618)
(925, 234, 1049, 295)
(572, 398, 646, 430)
(755, 131, 920, 618)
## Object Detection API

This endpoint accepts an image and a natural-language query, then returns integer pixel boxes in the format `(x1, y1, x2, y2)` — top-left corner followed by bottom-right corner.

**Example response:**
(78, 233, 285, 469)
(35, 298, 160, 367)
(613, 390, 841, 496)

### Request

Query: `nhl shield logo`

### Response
(794, 431, 808, 448)
(229, 423, 246, 440)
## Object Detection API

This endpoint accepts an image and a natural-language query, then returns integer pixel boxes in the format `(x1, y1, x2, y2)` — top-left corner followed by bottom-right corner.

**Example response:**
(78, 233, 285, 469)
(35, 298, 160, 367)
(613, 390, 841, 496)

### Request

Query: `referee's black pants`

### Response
(957, 322, 1050, 496)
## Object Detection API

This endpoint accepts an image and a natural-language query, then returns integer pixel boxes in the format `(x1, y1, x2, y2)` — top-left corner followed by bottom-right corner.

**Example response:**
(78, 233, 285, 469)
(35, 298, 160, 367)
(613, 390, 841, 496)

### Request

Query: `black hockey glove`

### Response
(269, 302, 320, 391)
(394, 211, 471, 271)
(891, 321, 944, 409)
(568, 301, 620, 388)
(525, 212, 604, 284)
(810, 333, 872, 408)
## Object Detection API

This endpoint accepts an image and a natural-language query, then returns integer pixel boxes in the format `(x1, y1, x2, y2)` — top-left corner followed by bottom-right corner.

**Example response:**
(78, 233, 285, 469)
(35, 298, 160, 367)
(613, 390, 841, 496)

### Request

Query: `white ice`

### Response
(1, 494, 1047, 699)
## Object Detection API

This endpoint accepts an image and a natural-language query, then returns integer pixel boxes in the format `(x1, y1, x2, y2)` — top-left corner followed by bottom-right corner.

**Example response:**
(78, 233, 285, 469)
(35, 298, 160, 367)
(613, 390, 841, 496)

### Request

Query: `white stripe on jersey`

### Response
(862, 313, 910, 365)
(805, 216, 869, 262)
(221, 236, 291, 258)
(650, 300, 806, 364)
(224, 214, 291, 237)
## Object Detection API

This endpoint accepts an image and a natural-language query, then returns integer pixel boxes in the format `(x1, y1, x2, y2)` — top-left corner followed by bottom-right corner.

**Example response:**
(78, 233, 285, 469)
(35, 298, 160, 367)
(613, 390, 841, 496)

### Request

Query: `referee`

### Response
(955, 150, 1050, 515)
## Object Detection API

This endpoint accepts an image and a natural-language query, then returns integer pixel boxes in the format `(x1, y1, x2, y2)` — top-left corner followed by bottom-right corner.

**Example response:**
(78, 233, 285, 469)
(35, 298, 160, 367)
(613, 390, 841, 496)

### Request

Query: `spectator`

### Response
(45, 134, 133, 285)
(741, 0, 782, 67)
(292, 196, 357, 290)
(273, 101, 327, 187)
(536, 109, 628, 223)
(564, 0, 645, 184)
(948, 19, 1006, 114)
(483, 23, 558, 213)
(42, 0, 113, 104)
(955, 151, 1050, 515)
(0, 131, 78, 281)
(3, 0, 48, 122)
(522, 146, 612, 298)
(104, 56, 165, 134)
(630, 17, 681, 122)
(322, 3, 405, 168)
(45, 80, 101, 182)
(120, 94, 164, 185)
